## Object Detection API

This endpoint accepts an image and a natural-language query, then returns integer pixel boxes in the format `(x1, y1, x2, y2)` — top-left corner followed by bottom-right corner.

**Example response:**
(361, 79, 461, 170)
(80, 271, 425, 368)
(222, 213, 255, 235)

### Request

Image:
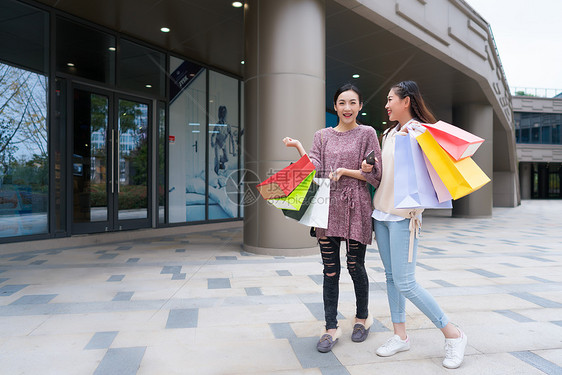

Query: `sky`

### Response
(464, 0, 562, 94)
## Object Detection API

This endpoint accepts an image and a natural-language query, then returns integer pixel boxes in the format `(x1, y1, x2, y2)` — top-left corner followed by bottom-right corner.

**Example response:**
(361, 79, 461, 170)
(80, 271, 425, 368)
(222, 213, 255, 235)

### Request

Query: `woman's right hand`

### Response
(283, 137, 301, 148)
(361, 159, 374, 173)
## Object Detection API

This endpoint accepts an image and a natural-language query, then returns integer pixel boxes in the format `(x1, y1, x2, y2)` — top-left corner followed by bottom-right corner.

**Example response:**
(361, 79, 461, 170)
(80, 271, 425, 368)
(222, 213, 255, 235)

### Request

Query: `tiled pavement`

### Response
(0, 200, 561, 375)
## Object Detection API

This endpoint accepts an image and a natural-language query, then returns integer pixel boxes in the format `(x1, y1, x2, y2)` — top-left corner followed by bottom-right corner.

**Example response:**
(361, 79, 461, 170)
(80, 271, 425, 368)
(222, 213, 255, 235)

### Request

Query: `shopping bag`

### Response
(394, 133, 452, 209)
(422, 153, 453, 203)
(423, 121, 484, 161)
(283, 178, 330, 229)
(281, 177, 320, 220)
(267, 170, 316, 211)
(256, 154, 315, 199)
(415, 130, 490, 200)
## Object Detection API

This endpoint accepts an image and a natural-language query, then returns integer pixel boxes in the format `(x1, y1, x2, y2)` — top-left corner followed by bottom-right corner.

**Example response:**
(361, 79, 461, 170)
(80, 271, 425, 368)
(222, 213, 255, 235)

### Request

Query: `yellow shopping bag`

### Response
(415, 130, 490, 200)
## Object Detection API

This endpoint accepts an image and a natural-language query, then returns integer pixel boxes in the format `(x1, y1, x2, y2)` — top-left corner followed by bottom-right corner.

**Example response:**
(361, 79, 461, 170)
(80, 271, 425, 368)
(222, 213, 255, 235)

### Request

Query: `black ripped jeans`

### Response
(319, 236, 369, 330)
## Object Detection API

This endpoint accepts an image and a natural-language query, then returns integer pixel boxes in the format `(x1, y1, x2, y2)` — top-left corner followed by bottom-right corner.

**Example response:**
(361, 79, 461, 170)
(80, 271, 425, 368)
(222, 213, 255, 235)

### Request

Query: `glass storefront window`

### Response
(531, 127, 540, 143)
(158, 101, 166, 224)
(542, 126, 551, 144)
(208, 71, 240, 220)
(119, 40, 165, 98)
(0, 1, 48, 239)
(516, 112, 562, 145)
(168, 57, 207, 223)
(553, 124, 561, 144)
(1, 0, 48, 74)
(0, 63, 49, 238)
(521, 128, 530, 143)
(56, 17, 115, 84)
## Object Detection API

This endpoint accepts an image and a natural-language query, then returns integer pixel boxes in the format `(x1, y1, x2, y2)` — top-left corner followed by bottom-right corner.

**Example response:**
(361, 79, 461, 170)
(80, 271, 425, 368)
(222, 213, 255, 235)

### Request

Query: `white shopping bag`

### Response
(296, 178, 330, 229)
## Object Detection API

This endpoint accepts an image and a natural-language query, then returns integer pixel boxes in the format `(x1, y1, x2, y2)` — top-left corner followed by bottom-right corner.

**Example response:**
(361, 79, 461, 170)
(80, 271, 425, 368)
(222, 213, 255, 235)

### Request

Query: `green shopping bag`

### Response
(281, 178, 319, 220)
(267, 170, 316, 211)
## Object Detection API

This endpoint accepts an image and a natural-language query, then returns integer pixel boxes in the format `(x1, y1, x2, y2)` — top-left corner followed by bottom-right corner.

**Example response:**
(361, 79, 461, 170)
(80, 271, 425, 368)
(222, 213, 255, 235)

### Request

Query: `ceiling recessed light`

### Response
(67, 62, 75, 67)
(241, 60, 245, 65)
(361, 112, 367, 116)
(232, 1, 243, 7)
(145, 84, 152, 88)
(382, 121, 387, 125)
(108, 47, 116, 51)
(160, 27, 170, 33)
(352, 74, 360, 79)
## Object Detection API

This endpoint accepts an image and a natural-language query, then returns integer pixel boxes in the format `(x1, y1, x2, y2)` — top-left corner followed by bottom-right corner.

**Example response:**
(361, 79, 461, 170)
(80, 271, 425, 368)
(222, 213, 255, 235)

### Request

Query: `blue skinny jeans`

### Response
(374, 219, 449, 328)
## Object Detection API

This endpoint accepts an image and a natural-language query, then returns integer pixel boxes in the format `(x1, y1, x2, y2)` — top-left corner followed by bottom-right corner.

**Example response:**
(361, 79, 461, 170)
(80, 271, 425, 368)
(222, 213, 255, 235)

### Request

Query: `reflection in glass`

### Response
(118, 100, 149, 220)
(169, 57, 207, 223)
(0, 63, 49, 238)
(73, 90, 108, 223)
(158, 101, 166, 224)
(208, 71, 240, 219)
(56, 17, 115, 84)
(0, 0, 48, 74)
(119, 39, 165, 97)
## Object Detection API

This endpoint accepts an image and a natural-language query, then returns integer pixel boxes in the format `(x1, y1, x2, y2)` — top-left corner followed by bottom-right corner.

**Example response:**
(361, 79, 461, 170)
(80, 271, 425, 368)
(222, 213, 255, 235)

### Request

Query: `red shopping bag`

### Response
(256, 154, 315, 199)
(423, 121, 484, 161)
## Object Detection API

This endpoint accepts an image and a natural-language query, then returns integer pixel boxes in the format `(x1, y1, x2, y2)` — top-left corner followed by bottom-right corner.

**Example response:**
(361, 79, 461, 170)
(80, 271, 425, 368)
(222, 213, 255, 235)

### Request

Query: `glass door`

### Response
(72, 88, 112, 233)
(115, 97, 151, 229)
(71, 87, 151, 234)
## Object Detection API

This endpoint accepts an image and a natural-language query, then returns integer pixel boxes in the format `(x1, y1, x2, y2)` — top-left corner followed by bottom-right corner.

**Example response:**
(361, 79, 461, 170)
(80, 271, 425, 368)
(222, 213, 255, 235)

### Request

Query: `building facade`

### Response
(0, 0, 519, 253)
(513, 94, 562, 199)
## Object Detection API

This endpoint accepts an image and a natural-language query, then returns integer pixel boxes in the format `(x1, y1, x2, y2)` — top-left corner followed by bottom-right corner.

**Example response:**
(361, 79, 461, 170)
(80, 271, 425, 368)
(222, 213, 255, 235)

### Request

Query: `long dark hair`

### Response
(390, 80, 436, 124)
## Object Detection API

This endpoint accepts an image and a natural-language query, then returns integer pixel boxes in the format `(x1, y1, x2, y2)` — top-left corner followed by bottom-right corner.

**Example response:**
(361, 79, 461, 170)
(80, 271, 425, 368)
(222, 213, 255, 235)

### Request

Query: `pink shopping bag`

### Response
(423, 121, 484, 161)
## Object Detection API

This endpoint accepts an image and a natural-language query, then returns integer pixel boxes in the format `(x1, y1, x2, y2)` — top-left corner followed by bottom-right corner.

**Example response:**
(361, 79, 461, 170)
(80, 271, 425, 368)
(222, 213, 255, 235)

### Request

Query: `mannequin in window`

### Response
(211, 105, 233, 175)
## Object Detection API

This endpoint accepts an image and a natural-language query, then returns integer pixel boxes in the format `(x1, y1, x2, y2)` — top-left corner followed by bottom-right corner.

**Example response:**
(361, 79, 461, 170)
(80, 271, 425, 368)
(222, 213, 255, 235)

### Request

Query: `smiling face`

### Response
(385, 88, 411, 125)
(334, 89, 363, 126)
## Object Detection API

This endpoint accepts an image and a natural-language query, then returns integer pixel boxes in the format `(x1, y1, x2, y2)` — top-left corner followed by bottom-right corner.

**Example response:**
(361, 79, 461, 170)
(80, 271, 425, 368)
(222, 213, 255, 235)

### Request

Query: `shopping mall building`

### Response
(0, 0, 519, 254)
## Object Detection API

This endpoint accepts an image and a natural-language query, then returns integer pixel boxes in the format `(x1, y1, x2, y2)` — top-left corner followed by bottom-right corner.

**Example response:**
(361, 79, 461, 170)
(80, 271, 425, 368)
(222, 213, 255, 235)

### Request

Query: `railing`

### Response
(511, 87, 562, 98)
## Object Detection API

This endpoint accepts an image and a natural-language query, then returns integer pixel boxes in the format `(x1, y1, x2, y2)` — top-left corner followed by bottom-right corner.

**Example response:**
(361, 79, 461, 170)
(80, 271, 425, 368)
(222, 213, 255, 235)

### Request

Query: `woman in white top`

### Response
(361, 81, 468, 369)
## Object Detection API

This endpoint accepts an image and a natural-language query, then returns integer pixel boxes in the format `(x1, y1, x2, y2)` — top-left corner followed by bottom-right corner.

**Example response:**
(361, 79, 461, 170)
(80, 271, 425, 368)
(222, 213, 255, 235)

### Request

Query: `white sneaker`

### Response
(443, 330, 468, 369)
(376, 334, 410, 357)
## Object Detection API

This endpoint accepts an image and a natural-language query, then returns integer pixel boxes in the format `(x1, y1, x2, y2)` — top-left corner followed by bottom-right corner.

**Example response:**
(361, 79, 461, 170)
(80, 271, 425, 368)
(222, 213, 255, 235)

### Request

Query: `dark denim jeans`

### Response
(319, 236, 369, 330)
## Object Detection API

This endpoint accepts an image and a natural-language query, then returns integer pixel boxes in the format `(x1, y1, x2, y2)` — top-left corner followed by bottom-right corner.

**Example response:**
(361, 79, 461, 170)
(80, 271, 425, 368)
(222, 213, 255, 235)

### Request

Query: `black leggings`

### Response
(319, 236, 369, 330)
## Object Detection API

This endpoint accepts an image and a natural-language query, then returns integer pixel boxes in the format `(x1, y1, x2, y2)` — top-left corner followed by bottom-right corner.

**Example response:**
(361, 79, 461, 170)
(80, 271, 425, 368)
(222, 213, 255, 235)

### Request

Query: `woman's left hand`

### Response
(329, 168, 346, 181)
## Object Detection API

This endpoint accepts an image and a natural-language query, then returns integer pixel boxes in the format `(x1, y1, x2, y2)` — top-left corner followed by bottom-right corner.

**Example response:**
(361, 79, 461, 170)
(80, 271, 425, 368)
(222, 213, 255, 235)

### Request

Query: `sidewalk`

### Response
(0, 200, 561, 375)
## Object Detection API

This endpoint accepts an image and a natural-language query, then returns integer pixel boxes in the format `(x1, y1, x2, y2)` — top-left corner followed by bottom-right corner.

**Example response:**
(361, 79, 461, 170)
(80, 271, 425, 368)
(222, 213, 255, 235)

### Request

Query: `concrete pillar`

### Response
(519, 162, 532, 199)
(452, 104, 493, 217)
(243, 0, 325, 255)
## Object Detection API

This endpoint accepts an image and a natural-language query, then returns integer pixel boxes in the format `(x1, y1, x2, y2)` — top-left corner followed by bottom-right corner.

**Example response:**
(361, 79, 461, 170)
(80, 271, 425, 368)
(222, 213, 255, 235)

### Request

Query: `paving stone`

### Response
(84, 331, 118, 350)
(165, 309, 198, 329)
(0, 284, 29, 297)
(93, 347, 146, 375)
(10, 294, 57, 305)
(207, 278, 231, 289)
(510, 351, 562, 375)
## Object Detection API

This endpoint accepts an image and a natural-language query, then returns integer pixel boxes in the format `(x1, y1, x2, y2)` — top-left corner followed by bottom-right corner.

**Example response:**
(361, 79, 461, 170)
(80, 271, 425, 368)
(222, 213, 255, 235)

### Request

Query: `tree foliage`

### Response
(0, 63, 48, 185)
